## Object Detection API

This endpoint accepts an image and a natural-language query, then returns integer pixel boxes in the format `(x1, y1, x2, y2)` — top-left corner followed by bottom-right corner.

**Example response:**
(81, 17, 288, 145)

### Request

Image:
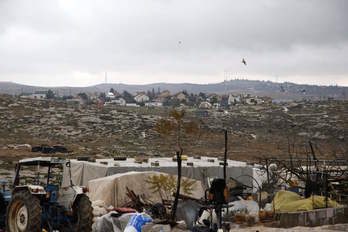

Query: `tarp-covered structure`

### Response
(272, 190, 341, 212)
(62, 157, 264, 192)
(88, 171, 205, 207)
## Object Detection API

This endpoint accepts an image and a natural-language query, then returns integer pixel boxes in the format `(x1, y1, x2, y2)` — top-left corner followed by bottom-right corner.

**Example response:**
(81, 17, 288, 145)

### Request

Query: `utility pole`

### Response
(223, 129, 228, 182)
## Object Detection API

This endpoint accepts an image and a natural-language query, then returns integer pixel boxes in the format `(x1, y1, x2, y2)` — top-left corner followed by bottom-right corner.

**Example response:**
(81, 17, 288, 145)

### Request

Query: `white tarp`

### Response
(63, 161, 108, 187)
(64, 157, 260, 191)
(88, 171, 205, 207)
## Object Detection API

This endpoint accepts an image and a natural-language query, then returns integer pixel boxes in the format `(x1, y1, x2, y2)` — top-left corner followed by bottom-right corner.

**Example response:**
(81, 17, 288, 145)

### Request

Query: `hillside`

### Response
(1, 80, 347, 101)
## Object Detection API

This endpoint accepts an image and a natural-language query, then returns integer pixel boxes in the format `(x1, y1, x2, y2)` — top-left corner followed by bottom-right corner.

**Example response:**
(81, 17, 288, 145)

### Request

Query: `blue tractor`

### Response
(0, 157, 93, 232)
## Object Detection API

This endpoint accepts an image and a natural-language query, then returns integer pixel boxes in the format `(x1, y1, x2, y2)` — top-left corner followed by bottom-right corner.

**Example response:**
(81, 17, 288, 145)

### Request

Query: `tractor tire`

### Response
(68, 194, 93, 232)
(0, 192, 6, 228)
(6, 191, 42, 232)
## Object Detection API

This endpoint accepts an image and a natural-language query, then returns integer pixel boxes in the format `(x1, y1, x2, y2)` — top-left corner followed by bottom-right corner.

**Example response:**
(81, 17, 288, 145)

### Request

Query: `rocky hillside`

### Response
(1, 80, 348, 101)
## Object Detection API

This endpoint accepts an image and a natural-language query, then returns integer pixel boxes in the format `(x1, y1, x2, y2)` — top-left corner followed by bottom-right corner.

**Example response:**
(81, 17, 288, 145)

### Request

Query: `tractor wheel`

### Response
(0, 192, 6, 227)
(69, 194, 93, 232)
(6, 191, 42, 232)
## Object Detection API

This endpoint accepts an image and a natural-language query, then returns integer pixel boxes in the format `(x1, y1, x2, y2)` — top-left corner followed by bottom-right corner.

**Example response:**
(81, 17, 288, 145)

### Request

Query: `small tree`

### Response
(155, 109, 201, 221)
(78, 92, 89, 103)
(46, 89, 55, 99)
(146, 174, 196, 203)
(122, 91, 135, 103)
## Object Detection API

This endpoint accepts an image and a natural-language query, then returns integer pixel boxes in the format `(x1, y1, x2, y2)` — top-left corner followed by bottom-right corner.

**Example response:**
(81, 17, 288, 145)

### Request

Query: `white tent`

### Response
(88, 171, 205, 207)
(62, 157, 266, 193)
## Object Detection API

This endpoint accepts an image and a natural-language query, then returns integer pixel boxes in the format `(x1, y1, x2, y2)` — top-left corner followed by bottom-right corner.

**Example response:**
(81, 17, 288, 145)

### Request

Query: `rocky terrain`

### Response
(0, 94, 347, 182)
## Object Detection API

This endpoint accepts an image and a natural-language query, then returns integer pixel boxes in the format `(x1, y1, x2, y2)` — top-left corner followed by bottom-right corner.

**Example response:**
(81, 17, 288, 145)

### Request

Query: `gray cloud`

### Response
(0, 0, 347, 86)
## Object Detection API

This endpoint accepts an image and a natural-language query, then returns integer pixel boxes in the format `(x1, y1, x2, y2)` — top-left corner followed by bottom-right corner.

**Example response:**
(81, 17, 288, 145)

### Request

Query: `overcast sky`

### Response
(0, 0, 347, 87)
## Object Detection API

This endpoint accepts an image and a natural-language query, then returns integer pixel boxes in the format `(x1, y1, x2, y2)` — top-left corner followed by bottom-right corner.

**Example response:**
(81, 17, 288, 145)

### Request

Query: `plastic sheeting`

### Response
(92, 212, 135, 232)
(272, 190, 341, 213)
(63, 157, 261, 191)
(62, 162, 108, 187)
(88, 171, 205, 207)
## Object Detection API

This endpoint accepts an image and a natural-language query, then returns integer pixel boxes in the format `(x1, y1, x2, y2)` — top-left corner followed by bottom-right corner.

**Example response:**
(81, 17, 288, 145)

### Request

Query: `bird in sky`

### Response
(242, 58, 247, 66)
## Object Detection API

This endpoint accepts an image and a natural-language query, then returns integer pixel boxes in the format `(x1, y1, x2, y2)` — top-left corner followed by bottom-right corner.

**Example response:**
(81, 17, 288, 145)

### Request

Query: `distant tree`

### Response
(46, 89, 55, 99)
(110, 88, 115, 94)
(210, 95, 218, 104)
(155, 109, 201, 221)
(184, 93, 194, 107)
(122, 91, 135, 103)
(163, 98, 180, 107)
(199, 92, 207, 100)
(78, 92, 89, 103)
(146, 174, 196, 203)
(99, 92, 106, 102)
(221, 95, 229, 107)
(62, 95, 73, 100)
(147, 90, 154, 101)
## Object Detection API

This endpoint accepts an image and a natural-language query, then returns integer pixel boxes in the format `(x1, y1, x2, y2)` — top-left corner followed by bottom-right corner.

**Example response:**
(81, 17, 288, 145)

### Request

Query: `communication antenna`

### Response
(104, 72, 108, 84)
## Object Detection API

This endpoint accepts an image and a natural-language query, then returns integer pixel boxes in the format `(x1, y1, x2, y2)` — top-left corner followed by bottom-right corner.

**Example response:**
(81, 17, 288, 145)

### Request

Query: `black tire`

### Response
(0, 192, 6, 228)
(6, 191, 42, 232)
(69, 194, 93, 232)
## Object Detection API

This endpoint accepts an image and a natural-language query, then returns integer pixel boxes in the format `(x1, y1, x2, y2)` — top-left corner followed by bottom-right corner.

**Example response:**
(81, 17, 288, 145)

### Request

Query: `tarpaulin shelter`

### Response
(62, 157, 264, 192)
(88, 171, 205, 207)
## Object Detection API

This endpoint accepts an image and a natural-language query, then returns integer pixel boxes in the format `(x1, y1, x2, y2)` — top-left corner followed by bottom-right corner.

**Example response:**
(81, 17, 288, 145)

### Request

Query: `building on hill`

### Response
(20, 93, 46, 100)
(213, 103, 220, 109)
(145, 102, 163, 107)
(105, 98, 126, 106)
(106, 92, 116, 99)
(199, 101, 212, 109)
(134, 93, 149, 103)
(228, 94, 241, 105)
(175, 92, 187, 102)
(159, 90, 170, 98)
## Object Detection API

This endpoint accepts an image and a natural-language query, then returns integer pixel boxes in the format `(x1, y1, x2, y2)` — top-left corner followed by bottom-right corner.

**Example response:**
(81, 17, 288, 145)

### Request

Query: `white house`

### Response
(106, 92, 116, 99)
(20, 93, 46, 100)
(145, 102, 163, 107)
(213, 103, 220, 109)
(104, 98, 126, 106)
(126, 103, 140, 107)
(175, 92, 187, 101)
(199, 101, 212, 109)
(228, 94, 241, 105)
(134, 94, 149, 103)
(113, 98, 126, 106)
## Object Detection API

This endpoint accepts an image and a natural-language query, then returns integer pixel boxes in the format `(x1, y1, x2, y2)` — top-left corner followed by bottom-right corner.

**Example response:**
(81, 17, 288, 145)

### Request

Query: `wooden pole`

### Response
(224, 129, 228, 182)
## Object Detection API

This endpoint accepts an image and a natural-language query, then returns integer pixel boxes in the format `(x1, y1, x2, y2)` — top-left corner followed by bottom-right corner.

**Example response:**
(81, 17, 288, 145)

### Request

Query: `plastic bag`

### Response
(124, 213, 152, 232)
(228, 197, 259, 222)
